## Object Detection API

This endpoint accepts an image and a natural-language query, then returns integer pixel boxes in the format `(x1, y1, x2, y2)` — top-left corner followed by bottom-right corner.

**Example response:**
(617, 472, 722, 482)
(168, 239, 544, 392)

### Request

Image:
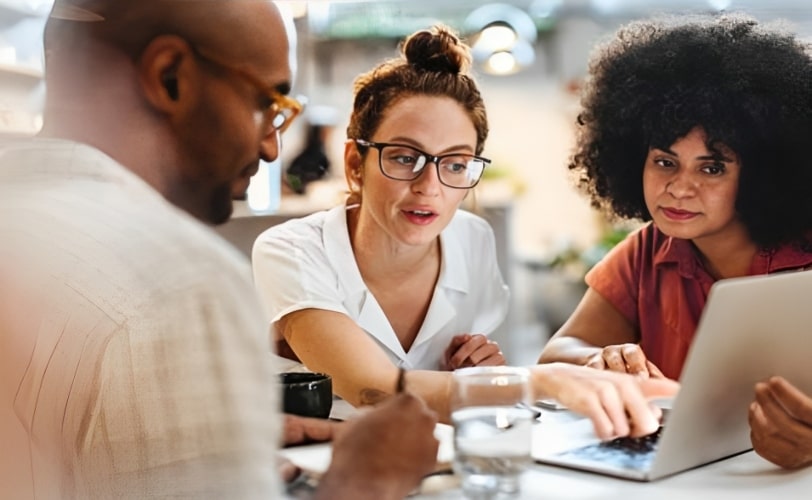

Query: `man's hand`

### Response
(441, 334, 505, 370)
(279, 414, 342, 483)
(316, 392, 439, 500)
(283, 413, 341, 447)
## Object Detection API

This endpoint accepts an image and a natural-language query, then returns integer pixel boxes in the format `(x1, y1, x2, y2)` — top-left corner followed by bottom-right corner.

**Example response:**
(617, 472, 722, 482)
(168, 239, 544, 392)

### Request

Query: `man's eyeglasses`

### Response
(191, 45, 304, 133)
(354, 139, 490, 189)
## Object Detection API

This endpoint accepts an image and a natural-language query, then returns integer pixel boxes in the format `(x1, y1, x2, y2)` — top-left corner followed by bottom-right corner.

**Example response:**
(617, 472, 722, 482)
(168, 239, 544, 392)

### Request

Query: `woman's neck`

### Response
(347, 205, 440, 283)
(692, 228, 759, 280)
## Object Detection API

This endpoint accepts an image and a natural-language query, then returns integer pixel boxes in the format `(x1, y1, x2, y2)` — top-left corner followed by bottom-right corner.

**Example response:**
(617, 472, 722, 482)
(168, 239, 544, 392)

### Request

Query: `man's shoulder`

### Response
(152, 213, 251, 271)
(1, 138, 254, 311)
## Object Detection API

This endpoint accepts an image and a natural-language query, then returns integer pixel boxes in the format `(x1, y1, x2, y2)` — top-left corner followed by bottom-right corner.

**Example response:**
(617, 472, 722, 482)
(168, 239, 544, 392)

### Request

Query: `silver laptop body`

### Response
(534, 270, 812, 481)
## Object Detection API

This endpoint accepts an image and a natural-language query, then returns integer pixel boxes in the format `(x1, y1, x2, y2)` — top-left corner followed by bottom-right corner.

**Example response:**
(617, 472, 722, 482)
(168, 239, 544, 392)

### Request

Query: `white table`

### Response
(421, 406, 812, 499)
(414, 453, 811, 499)
(283, 400, 812, 499)
(416, 443, 809, 499)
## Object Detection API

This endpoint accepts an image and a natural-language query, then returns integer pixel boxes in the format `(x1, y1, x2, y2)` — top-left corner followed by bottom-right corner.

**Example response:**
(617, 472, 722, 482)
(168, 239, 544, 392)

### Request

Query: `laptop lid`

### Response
(535, 270, 812, 481)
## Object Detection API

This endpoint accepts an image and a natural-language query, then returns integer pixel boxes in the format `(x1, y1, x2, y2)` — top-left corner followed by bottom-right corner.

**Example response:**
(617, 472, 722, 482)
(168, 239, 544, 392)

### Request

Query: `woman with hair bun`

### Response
(253, 25, 675, 432)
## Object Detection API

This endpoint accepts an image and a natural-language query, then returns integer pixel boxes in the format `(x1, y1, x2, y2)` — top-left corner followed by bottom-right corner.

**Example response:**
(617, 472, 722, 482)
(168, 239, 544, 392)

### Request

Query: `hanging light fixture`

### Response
(465, 3, 538, 76)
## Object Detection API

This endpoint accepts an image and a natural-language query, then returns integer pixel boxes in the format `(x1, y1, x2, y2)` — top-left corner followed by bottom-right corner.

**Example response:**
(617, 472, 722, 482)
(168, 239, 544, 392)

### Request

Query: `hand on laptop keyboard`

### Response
(556, 426, 664, 472)
(604, 426, 663, 454)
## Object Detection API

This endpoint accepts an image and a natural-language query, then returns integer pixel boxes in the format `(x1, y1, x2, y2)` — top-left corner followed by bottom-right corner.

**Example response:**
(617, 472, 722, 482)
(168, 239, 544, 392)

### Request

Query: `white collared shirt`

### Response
(252, 205, 510, 369)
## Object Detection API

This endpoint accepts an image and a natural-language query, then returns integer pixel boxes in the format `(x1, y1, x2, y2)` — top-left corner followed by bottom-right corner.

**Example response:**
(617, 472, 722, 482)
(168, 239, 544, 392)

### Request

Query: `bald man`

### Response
(0, 1, 438, 498)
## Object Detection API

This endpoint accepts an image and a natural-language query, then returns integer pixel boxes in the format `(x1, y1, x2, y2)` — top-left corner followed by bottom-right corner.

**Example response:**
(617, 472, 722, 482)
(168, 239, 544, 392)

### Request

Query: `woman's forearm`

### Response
(537, 336, 602, 366)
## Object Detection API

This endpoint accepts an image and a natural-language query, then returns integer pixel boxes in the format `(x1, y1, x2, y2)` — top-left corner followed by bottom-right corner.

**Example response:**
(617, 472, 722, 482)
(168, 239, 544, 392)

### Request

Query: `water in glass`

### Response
(452, 405, 534, 498)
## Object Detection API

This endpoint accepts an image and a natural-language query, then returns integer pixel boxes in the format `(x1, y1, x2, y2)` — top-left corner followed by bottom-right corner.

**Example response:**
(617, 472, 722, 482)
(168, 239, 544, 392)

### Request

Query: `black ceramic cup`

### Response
(279, 372, 333, 419)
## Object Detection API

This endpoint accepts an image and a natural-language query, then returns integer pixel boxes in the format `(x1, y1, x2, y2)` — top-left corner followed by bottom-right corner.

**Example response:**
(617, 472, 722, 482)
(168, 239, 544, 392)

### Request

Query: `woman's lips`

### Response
(402, 209, 438, 225)
(661, 207, 698, 221)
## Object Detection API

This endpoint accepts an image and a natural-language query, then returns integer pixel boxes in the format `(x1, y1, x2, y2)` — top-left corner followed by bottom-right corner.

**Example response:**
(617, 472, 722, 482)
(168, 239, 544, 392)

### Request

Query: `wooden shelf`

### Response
(0, 62, 42, 82)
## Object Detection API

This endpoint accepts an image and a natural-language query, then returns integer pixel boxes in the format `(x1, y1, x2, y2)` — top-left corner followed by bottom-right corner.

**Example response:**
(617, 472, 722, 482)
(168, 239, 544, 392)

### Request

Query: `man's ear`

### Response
(137, 35, 195, 113)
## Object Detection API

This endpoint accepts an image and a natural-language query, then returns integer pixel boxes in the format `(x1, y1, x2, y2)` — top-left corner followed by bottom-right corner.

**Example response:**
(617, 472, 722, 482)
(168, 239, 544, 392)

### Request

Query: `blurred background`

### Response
(2, 0, 810, 363)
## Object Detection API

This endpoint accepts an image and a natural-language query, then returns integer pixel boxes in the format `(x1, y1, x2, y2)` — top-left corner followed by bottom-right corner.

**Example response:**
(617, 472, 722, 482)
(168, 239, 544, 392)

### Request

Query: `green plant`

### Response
(547, 226, 631, 279)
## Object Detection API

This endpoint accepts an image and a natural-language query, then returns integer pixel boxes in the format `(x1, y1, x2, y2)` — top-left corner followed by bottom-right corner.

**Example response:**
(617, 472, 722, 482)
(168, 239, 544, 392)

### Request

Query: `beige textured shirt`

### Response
(0, 139, 280, 498)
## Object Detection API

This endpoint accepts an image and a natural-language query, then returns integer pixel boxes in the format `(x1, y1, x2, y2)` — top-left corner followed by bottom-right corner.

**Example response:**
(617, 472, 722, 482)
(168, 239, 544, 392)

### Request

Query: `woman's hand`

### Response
(585, 343, 665, 379)
(749, 376, 812, 469)
(532, 363, 679, 440)
(441, 334, 505, 370)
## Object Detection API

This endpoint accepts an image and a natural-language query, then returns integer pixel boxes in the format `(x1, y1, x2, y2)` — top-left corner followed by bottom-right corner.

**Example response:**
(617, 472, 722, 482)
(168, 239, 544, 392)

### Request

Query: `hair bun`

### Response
(401, 24, 472, 74)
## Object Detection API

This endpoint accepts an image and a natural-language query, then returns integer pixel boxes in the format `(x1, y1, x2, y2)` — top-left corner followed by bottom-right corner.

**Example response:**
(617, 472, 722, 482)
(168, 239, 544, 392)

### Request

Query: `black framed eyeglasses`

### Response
(354, 139, 490, 189)
(191, 45, 305, 133)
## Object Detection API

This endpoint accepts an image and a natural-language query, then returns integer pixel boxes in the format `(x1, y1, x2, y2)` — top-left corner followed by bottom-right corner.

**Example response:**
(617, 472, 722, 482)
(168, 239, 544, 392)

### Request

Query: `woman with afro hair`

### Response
(538, 14, 812, 468)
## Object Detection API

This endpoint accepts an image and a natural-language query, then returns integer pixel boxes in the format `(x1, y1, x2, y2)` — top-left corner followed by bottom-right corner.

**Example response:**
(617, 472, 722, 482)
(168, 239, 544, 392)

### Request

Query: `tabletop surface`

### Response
(281, 399, 812, 499)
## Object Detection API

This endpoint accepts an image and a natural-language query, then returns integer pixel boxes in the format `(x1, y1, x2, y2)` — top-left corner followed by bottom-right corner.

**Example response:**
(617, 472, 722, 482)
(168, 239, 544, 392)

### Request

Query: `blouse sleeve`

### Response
(251, 222, 349, 333)
(584, 225, 649, 328)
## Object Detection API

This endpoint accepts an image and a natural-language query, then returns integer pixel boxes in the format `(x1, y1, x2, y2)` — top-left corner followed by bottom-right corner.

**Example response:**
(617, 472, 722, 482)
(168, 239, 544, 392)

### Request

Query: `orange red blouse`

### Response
(586, 224, 812, 379)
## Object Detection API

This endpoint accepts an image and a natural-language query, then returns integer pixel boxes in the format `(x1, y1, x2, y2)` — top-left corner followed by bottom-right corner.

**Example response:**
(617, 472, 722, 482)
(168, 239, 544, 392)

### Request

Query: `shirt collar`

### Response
(323, 205, 471, 295)
(322, 205, 367, 294)
(650, 224, 812, 277)
(322, 205, 471, 363)
(651, 226, 702, 279)
(751, 241, 812, 274)
(437, 215, 470, 294)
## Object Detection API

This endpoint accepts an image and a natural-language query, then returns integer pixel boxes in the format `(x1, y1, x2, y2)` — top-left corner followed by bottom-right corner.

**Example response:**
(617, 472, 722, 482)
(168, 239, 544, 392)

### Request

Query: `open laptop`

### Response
(533, 269, 812, 481)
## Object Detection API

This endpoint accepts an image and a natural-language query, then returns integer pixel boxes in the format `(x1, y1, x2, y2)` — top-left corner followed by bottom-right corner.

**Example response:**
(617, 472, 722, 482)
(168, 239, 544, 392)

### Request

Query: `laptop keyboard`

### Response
(556, 426, 664, 472)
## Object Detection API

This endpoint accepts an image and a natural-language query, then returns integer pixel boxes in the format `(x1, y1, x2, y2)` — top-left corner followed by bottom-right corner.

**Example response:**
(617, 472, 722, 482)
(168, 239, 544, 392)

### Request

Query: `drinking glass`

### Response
(451, 366, 534, 499)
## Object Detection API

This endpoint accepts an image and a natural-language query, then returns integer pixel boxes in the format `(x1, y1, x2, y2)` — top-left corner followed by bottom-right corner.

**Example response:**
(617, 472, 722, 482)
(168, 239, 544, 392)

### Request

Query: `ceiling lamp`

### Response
(707, 0, 733, 10)
(465, 3, 538, 76)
